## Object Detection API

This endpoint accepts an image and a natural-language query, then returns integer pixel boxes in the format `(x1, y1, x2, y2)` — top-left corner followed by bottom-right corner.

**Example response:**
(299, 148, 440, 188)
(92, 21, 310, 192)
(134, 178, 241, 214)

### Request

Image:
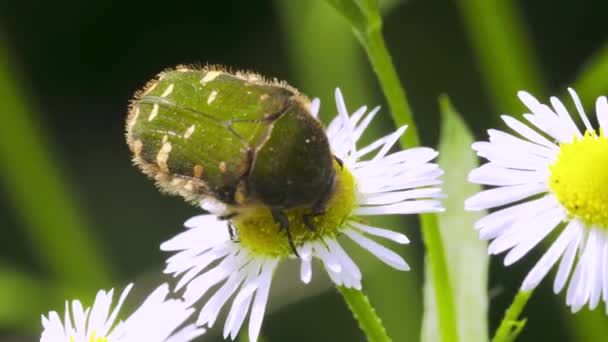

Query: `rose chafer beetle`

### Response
(126, 66, 338, 255)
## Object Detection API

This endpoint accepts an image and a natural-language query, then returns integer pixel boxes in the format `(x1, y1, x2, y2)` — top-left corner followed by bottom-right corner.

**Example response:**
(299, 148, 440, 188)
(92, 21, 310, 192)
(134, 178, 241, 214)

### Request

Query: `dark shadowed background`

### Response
(0, 0, 607, 341)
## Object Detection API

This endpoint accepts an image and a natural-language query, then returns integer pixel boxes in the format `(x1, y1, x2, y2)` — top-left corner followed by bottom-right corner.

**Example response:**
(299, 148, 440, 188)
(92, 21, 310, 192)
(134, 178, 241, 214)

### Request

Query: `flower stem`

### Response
(325, 1, 459, 341)
(491, 290, 532, 342)
(362, 28, 418, 148)
(338, 286, 392, 342)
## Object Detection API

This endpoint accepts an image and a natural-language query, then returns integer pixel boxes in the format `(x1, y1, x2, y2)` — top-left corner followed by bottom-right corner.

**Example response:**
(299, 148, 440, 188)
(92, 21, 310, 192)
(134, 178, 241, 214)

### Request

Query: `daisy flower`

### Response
(466, 88, 608, 313)
(40, 283, 205, 342)
(161, 88, 444, 341)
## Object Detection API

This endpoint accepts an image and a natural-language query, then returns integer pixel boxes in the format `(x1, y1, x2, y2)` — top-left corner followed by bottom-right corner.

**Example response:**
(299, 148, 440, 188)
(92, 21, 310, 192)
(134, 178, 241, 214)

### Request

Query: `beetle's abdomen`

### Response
(126, 66, 298, 204)
(247, 97, 336, 209)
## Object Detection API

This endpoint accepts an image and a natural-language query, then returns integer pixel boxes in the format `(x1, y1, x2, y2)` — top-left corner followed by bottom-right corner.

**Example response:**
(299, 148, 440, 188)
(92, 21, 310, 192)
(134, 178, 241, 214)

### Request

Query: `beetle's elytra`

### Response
(126, 66, 336, 254)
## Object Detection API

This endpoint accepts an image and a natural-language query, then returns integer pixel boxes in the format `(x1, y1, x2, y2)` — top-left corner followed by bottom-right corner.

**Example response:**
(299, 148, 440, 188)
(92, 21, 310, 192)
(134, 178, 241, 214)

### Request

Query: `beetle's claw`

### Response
(218, 212, 238, 221)
(333, 155, 344, 169)
(303, 213, 319, 232)
(227, 221, 240, 242)
(271, 208, 300, 257)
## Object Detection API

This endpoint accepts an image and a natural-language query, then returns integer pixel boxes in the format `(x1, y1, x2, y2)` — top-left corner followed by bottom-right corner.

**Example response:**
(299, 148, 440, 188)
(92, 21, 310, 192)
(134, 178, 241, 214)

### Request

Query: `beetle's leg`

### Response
(218, 213, 238, 220)
(334, 155, 344, 169)
(270, 208, 299, 257)
(227, 221, 240, 242)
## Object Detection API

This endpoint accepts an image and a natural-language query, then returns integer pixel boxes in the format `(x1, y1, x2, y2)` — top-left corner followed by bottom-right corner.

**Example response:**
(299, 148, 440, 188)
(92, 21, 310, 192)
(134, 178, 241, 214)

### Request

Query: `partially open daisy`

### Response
(466, 88, 608, 313)
(161, 88, 444, 341)
(40, 283, 205, 342)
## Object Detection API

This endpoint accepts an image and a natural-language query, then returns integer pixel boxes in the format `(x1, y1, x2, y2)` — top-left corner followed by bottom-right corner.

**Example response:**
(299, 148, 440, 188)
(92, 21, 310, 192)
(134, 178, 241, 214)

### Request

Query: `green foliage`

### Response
(422, 96, 489, 342)
(0, 37, 112, 298)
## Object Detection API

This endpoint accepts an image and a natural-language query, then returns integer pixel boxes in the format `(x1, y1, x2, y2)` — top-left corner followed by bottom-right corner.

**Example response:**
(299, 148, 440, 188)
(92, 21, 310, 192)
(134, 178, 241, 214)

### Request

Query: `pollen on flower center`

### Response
(233, 162, 357, 257)
(69, 332, 109, 342)
(549, 129, 608, 229)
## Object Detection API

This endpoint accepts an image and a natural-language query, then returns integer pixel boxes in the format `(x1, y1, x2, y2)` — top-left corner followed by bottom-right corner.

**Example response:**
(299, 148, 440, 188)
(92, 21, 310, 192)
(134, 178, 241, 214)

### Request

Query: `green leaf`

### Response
(572, 44, 608, 108)
(0, 262, 59, 330)
(0, 36, 112, 290)
(422, 96, 489, 342)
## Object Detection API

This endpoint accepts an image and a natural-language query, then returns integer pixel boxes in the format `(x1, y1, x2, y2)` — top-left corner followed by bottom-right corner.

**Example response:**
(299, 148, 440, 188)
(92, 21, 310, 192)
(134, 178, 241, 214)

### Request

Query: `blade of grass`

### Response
(0, 261, 61, 330)
(572, 44, 608, 107)
(455, 0, 546, 117)
(422, 96, 488, 342)
(0, 36, 111, 291)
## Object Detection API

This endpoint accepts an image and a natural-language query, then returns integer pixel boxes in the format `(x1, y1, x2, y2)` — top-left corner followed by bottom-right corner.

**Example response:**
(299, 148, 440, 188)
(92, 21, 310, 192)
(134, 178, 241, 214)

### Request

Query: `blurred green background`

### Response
(1, 0, 607, 341)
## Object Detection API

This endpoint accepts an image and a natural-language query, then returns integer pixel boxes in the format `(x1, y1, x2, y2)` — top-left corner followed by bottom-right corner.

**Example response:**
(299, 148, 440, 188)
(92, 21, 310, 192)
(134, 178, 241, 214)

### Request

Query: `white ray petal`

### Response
(503, 209, 564, 265)
(249, 260, 276, 342)
(568, 88, 593, 133)
(356, 199, 444, 215)
(522, 221, 579, 291)
(345, 229, 409, 270)
(465, 183, 547, 211)
(310, 98, 320, 117)
(596, 96, 608, 136)
(554, 221, 584, 293)
(549, 96, 583, 138)
(501, 115, 558, 149)
(348, 221, 409, 244)
(468, 164, 546, 186)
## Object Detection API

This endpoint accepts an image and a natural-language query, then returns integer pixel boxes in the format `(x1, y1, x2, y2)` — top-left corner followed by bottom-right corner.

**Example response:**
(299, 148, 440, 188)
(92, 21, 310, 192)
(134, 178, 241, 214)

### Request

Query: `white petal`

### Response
(554, 221, 584, 293)
(568, 88, 593, 133)
(248, 259, 276, 342)
(197, 271, 246, 327)
(348, 221, 409, 244)
(549, 96, 582, 138)
(596, 96, 608, 136)
(352, 106, 380, 143)
(472, 141, 551, 171)
(488, 129, 555, 158)
(465, 183, 547, 211)
(314, 241, 342, 273)
(501, 115, 557, 149)
(360, 188, 444, 205)
(344, 229, 409, 271)
(503, 209, 564, 265)
(522, 221, 579, 291)
(487, 205, 562, 255)
(356, 199, 443, 215)
(469, 163, 546, 186)
(326, 239, 362, 282)
(310, 98, 320, 117)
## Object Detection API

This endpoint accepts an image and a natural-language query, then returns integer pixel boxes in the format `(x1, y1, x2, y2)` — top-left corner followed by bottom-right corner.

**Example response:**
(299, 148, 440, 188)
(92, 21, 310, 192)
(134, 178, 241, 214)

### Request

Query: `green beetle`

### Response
(126, 66, 337, 254)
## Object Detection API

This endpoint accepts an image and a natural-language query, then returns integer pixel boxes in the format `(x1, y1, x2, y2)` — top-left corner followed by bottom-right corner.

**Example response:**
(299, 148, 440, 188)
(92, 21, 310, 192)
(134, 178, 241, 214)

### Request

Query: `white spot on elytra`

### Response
(157, 142, 172, 173)
(148, 104, 159, 121)
(207, 90, 218, 104)
(161, 83, 174, 97)
(200, 71, 221, 84)
(184, 124, 196, 139)
(260, 94, 269, 100)
(127, 106, 140, 132)
(142, 82, 157, 96)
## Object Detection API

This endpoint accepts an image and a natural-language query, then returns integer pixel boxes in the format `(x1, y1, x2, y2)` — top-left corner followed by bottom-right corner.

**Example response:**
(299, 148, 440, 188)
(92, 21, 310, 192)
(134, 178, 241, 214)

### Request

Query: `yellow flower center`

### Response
(69, 331, 108, 342)
(549, 130, 608, 229)
(233, 162, 357, 257)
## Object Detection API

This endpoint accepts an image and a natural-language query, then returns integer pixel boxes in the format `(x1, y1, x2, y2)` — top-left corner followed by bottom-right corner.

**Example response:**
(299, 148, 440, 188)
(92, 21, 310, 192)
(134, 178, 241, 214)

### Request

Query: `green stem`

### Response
(338, 286, 392, 342)
(491, 290, 532, 342)
(324, 1, 458, 341)
(358, 11, 458, 342)
(362, 28, 418, 148)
